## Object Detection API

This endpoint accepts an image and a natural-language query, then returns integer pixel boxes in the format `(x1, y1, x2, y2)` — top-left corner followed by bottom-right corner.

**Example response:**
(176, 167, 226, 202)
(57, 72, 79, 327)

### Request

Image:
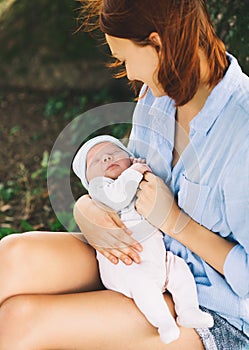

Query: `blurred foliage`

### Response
(207, 0, 249, 74)
(0, 0, 100, 64)
(0, 0, 248, 73)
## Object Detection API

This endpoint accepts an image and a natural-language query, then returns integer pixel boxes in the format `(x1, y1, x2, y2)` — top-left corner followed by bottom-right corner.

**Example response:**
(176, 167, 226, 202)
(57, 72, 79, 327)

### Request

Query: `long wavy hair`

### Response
(78, 0, 228, 106)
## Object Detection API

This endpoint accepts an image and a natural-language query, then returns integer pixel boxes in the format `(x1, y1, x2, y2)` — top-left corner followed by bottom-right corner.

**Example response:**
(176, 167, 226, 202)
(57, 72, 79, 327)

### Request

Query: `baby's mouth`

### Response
(106, 163, 118, 171)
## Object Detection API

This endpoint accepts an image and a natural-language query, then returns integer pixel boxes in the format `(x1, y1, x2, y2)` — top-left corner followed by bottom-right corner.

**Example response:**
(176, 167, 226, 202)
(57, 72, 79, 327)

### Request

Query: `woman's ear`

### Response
(148, 32, 162, 50)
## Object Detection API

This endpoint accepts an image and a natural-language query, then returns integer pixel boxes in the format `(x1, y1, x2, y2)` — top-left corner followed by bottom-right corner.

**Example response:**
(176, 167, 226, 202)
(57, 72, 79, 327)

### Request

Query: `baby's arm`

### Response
(129, 157, 152, 174)
(89, 167, 149, 212)
(129, 162, 151, 174)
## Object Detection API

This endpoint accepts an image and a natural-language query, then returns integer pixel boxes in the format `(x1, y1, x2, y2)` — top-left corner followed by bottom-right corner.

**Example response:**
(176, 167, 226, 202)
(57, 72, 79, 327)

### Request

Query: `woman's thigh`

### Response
(0, 291, 204, 350)
(0, 231, 102, 303)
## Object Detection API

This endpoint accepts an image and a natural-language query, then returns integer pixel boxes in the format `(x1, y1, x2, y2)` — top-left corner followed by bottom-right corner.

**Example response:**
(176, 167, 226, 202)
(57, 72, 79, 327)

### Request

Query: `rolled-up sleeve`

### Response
(223, 145, 249, 298)
(224, 245, 249, 298)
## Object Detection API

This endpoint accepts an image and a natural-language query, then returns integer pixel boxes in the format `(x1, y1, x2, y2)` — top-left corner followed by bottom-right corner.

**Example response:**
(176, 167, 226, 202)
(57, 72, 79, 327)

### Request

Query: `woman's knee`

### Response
(0, 233, 39, 303)
(0, 232, 37, 270)
(0, 294, 38, 350)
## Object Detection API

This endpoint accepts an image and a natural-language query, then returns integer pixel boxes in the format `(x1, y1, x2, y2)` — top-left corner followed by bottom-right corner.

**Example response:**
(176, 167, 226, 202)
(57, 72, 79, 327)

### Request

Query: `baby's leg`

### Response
(166, 252, 214, 328)
(130, 277, 180, 344)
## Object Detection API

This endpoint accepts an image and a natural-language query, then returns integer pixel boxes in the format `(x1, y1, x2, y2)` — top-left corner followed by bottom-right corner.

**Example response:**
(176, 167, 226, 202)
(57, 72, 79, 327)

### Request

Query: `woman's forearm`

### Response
(162, 211, 236, 275)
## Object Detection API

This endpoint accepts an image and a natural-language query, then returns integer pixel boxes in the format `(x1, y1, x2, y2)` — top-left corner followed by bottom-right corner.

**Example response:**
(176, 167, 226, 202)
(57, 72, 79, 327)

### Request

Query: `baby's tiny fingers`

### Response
(134, 158, 145, 163)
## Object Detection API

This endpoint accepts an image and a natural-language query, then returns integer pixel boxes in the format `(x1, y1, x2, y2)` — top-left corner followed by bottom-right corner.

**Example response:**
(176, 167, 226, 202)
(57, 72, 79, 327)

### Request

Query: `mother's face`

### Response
(105, 34, 165, 97)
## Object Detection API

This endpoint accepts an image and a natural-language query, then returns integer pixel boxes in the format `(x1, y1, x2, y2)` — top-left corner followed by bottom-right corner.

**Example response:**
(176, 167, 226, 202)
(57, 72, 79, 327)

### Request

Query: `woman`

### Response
(0, 1, 248, 349)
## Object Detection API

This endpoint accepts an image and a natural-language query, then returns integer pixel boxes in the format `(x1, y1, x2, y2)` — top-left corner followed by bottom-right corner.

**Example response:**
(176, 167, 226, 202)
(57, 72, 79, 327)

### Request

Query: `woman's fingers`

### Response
(108, 230, 142, 263)
(97, 245, 141, 265)
(108, 211, 132, 235)
(95, 247, 119, 265)
(142, 171, 156, 182)
(94, 228, 142, 265)
(90, 225, 143, 264)
(108, 248, 132, 264)
(108, 247, 141, 265)
(74, 196, 143, 264)
(109, 211, 143, 252)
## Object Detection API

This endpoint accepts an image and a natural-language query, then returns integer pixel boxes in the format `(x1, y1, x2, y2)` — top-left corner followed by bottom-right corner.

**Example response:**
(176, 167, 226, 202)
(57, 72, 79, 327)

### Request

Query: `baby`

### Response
(72, 135, 213, 344)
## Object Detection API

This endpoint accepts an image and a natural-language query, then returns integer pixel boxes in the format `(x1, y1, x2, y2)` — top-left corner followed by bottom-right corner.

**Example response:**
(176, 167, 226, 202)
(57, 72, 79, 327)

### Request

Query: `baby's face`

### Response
(86, 142, 131, 182)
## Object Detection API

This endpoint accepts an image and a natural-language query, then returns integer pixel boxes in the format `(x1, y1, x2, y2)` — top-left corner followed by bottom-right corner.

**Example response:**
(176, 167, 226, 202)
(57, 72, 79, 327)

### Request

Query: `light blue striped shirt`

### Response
(128, 53, 249, 336)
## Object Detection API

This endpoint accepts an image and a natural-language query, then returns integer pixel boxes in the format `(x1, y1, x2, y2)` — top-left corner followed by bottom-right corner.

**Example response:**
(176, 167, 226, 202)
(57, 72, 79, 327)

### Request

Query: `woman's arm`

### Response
(135, 172, 236, 275)
(168, 214, 236, 276)
(73, 195, 143, 265)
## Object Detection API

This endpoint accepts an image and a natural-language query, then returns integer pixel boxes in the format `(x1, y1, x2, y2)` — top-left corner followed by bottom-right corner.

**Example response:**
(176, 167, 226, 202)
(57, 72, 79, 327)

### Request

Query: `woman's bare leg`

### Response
(0, 231, 102, 304)
(0, 232, 204, 349)
(0, 290, 204, 350)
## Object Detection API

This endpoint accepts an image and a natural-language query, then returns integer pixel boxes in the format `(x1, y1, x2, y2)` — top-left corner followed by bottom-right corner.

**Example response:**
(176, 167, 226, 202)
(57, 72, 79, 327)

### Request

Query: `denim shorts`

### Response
(195, 307, 249, 350)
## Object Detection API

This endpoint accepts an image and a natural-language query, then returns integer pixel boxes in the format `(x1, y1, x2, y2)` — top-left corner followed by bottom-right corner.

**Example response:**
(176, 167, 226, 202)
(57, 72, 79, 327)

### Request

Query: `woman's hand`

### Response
(136, 172, 187, 234)
(136, 173, 237, 275)
(73, 195, 143, 265)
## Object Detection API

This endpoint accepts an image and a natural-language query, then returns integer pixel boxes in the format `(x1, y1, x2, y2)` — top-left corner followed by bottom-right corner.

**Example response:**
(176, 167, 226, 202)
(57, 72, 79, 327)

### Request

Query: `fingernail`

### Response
(124, 258, 131, 264)
(135, 244, 143, 251)
(134, 256, 140, 264)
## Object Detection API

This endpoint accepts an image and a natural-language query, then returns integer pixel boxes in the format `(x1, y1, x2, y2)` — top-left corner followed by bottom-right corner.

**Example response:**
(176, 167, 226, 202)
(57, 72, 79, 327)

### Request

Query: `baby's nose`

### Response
(102, 154, 112, 162)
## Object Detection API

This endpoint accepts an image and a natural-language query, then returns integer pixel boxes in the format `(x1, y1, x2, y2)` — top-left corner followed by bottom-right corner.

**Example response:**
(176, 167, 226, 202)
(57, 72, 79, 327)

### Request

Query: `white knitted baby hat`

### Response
(72, 135, 133, 190)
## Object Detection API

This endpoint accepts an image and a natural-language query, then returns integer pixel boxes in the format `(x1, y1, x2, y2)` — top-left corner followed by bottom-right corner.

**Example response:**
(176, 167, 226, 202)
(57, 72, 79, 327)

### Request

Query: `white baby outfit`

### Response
(72, 135, 213, 344)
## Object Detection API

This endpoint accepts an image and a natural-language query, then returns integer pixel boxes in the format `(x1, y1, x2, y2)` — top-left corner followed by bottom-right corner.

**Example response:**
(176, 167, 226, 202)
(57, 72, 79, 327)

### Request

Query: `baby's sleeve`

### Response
(89, 169, 143, 212)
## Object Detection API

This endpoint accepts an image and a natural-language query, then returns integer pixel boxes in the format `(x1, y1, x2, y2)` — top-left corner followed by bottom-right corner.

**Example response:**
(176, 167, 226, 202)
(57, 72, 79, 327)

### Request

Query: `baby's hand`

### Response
(130, 162, 152, 175)
(130, 157, 146, 164)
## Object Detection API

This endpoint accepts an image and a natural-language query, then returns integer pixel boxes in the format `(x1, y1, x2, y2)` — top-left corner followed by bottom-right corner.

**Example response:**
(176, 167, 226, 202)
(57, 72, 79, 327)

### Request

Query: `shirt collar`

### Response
(148, 88, 175, 118)
(190, 53, 242, 135)
(146, 53, 242, 136)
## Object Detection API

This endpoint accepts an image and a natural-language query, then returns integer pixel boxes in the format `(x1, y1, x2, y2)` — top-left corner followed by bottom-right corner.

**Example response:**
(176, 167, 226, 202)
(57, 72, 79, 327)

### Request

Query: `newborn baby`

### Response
(72, 135, 213, 344)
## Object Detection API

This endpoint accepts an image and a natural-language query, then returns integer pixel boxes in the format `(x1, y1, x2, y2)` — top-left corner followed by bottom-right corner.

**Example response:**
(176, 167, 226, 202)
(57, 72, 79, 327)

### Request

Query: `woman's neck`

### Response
(172, 84, 211, 168)
(177, 83, 211, 126)
(177, 50, 212, 129)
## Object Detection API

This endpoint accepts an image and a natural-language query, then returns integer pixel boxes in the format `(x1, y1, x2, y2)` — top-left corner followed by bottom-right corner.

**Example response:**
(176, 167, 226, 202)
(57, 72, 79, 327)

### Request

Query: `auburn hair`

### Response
(78, 0, 228, 106)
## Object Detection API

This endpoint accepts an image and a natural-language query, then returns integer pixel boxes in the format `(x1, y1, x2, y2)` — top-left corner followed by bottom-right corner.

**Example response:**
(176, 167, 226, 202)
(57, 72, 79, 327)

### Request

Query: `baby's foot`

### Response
(158, 325, 180, 344)
(177, 308, 214, 328)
